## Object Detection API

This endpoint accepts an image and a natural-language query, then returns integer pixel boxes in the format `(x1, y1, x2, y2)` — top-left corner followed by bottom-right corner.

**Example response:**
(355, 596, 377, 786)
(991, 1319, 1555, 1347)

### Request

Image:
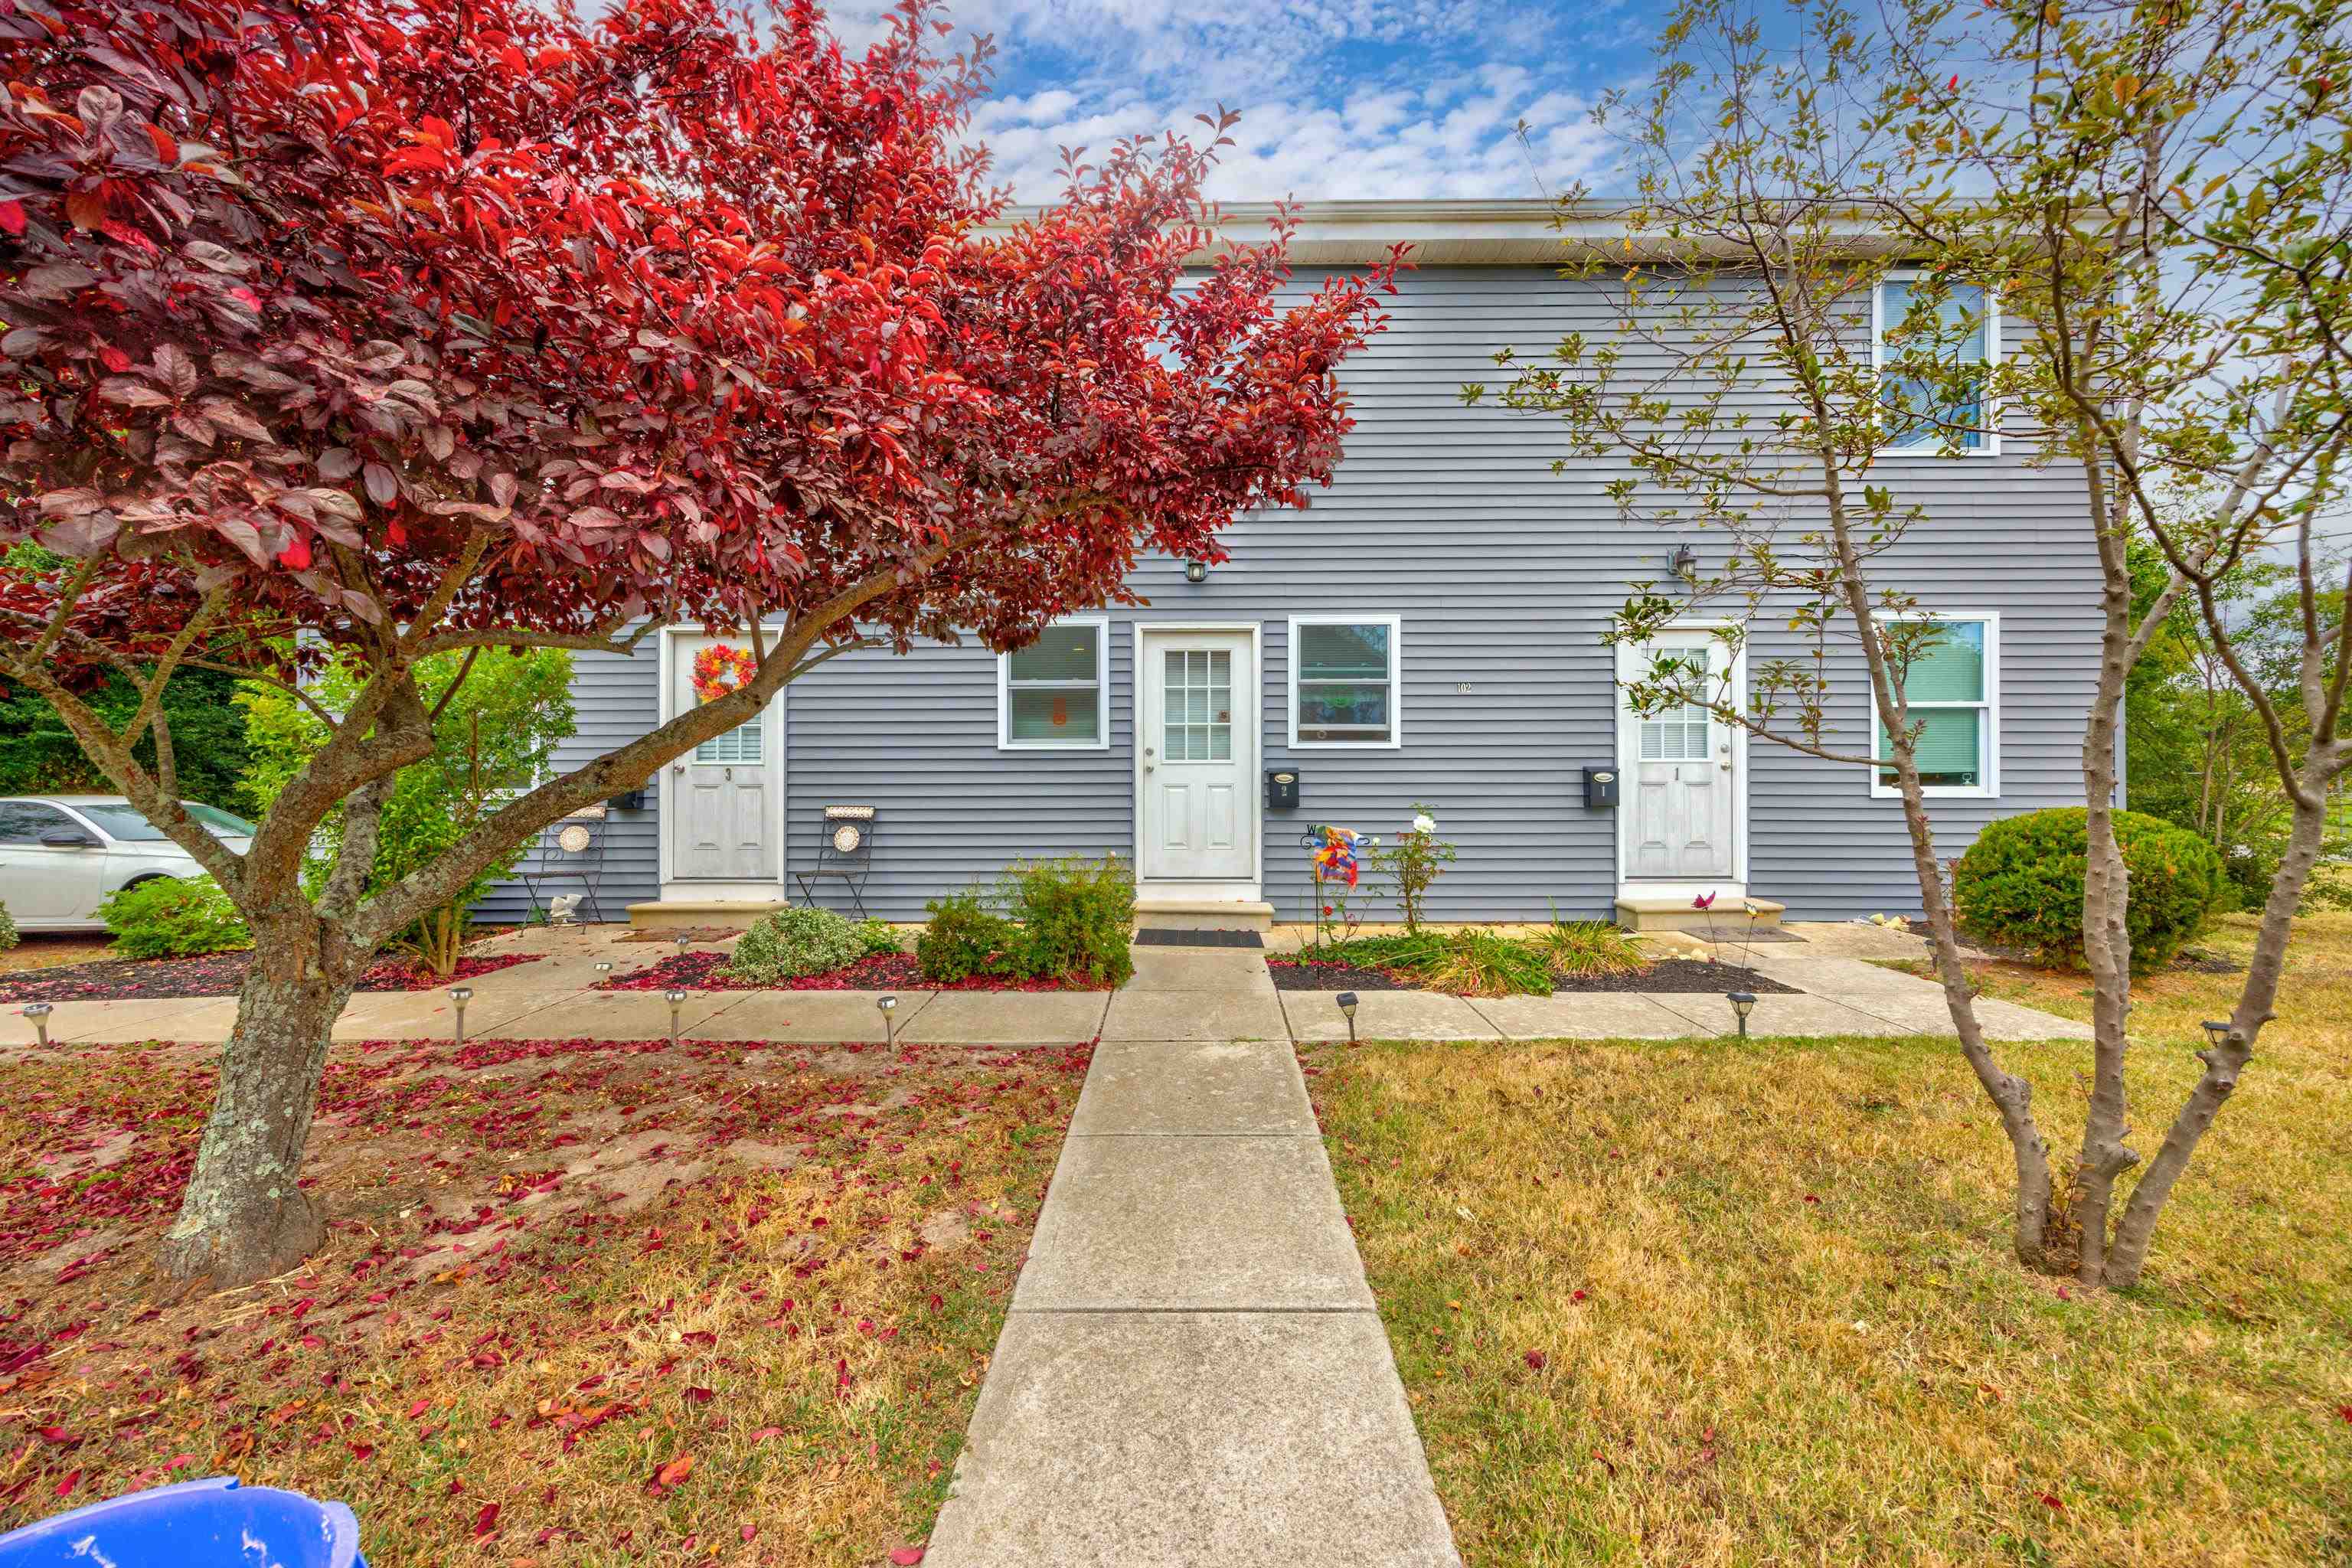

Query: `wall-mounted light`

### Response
(1184, 559, 1209, 584)
(1671, 543, 1700, 581)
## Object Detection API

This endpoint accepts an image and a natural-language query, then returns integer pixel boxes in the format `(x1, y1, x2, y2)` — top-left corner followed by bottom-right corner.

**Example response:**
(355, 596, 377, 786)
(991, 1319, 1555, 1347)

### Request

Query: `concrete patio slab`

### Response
(897, 990, 1109, 1045)
(1279, 988, 1500, 1042)
(1644, 991, 1900, 1037)
(686, 990, 937, 1044)
(1068, 1039, 1314, 1136)
(1014, 1134, 1372, 1311)
(1100, 988, 1287, 1041)
(1465, 991, 1713, 1040)
(926, 1310, 1459, 1568)
(1122, 946, 1276, 994)
(1743, 952, 1944, 1000)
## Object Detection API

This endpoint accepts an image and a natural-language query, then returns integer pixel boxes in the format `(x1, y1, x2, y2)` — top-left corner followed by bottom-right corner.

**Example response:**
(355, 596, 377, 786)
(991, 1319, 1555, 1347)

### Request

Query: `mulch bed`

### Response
(595, 949, 1098, 993)
(0, 950, 541, 1003)
(1270, 956, 1800, 995)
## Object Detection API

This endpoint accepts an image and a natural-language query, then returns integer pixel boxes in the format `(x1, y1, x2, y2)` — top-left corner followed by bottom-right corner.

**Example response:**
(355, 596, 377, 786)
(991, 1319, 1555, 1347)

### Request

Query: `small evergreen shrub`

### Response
(722, 906, 864, 983)
(1004, 855, 1135, 986)
(99, 877, 250, 959)
(854, 917, 903, 959)
(1953, 806, 2223, 970)
(0, 899, 17, 952)
(916, 890, 1020, 983)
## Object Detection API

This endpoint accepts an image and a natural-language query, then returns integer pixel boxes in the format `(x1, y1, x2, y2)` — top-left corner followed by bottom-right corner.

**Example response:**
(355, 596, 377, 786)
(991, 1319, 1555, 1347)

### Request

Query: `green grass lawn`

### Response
(1303, 913, 2352, 1566)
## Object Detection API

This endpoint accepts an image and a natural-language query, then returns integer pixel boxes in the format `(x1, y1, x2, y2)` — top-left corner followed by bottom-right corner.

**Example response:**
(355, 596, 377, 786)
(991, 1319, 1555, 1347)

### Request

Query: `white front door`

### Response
(1621, 632, 1740, 884)
(665, 633, 780, 885)
(1140, 629, 1255, 884)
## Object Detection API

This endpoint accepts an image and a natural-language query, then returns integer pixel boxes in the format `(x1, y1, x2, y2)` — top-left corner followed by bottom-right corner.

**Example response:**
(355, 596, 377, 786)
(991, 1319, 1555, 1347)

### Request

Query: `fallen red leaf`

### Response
(652, 1453, 694, 1490)
(1523, 1350, 1547, 1371)
(889, 1550, 925, 1565)
(54, 1470, 80, 1499)
(473, 1502, 500, 1537)
(407, 1397, 431, 1419)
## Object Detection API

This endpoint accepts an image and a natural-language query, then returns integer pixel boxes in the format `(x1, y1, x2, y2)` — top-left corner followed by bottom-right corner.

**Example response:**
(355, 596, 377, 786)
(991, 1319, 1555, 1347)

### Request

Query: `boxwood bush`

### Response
(1952, 806, 2223, 970)
(98, 877, 251, 959)
(915, 856, 1136, 986)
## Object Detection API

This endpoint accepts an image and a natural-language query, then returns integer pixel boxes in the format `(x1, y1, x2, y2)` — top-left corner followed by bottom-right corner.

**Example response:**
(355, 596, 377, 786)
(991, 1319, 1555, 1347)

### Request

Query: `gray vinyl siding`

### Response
(486, 264, 2101, 924)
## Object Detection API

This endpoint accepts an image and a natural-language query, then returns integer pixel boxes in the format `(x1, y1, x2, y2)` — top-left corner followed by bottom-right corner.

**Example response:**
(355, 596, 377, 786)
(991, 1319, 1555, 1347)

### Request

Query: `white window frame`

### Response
(1870, 611, 2001, 799)
(998, 616, 1110, 751)
(1286, 612, 1404, 750)
(1871, 270, 2002, 459)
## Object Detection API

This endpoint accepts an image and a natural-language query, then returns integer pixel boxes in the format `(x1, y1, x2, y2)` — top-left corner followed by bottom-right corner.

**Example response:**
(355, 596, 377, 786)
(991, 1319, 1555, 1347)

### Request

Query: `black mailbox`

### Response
(607, 789, 648, 812)
(1580, 766, 1619, 808)
(1265, 768, 1302, 809)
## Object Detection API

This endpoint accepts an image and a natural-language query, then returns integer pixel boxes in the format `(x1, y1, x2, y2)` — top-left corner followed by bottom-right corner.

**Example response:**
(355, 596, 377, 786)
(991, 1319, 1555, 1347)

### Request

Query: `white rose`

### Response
(1411, 813, 1436, 834)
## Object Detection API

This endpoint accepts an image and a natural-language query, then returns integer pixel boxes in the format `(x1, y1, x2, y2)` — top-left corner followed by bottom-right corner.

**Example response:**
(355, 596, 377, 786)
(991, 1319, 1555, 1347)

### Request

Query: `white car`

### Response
(0, 795, 256, 931)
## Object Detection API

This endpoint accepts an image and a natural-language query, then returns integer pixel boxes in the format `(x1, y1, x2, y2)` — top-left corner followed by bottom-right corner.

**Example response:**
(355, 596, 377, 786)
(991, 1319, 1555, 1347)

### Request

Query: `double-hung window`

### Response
(1874, 271, 1998, 455)
(1288, 615, 1402, 748)
(1873, 614, 1999, 797)
(999, 618, 1109, 750)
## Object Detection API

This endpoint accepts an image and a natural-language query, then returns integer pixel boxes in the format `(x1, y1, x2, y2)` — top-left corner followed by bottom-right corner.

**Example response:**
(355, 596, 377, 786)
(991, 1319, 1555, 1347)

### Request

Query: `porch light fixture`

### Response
(1335, 991, 1359, 1044)
(21, 1002, 51, 1050)
(877, 992, 899, 1046)
(1726, 991, 1757, 1038)
(1671, 543, 1700, 582)
(667, 988, 688, 1044)
(1184, 559, 1209, 584)
(448, 986, 473, 1045)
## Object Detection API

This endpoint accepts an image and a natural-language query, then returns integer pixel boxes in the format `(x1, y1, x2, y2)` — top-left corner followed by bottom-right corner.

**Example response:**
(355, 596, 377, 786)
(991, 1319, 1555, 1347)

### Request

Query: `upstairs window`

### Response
(1875, 273, 1998, 454)
(999, 619, 1108, 749)
(1873, 616, 1998, 797)
(1289, 616, 1402, 747)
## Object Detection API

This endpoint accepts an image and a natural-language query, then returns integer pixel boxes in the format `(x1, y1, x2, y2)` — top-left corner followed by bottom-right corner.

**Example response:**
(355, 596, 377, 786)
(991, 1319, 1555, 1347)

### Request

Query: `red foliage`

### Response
(0, 0, 1398, 675)
(0, 949, 537, 1002)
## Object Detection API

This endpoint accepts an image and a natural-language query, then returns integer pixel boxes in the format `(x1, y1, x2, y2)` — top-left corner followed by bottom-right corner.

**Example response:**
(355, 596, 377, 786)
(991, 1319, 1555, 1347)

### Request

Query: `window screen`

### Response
(1295, 621, 1394, 744)
(1004, 622, 1104, 746)
(1877, 620, 1990, 789)
(1880, 279, 1991, 450)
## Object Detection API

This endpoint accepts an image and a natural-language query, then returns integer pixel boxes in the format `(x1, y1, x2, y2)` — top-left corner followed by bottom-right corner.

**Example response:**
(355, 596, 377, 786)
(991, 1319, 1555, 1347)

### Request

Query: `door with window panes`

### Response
(1140, 629, 1253, 881)
(1625, 634, 1737, 880)
(667, 634, 779, 882)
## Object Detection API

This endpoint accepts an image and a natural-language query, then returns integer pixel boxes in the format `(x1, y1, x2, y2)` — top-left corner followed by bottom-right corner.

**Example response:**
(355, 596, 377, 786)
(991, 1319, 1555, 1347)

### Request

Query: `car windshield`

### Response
(74, 801, 256, 841)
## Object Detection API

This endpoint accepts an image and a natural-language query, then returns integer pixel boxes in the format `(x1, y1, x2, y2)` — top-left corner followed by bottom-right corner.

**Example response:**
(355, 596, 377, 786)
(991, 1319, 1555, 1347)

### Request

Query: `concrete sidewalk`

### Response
(926, 946, 1460, 1564)
(0, 921, 2092, 1048)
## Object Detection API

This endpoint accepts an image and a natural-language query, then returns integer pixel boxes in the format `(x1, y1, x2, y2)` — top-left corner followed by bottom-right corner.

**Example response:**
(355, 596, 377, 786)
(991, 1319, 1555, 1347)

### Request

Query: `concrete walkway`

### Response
(0, 922, 2090, 1049)
(926, 946, 1460, 1566)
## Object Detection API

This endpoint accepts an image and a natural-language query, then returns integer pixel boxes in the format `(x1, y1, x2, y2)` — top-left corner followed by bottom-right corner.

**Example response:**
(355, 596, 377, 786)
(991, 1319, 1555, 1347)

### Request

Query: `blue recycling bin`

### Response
(0, 1475, 364, 1567)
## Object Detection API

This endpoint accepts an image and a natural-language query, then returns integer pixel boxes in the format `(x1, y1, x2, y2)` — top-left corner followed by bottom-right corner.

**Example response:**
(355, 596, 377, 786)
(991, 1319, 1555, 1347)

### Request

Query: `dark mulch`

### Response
(0, 949, 541, 1003)
(595, 949, 1101, 993)
(1269, 956, 1800, 996)
(1269, 959, 1410, 991)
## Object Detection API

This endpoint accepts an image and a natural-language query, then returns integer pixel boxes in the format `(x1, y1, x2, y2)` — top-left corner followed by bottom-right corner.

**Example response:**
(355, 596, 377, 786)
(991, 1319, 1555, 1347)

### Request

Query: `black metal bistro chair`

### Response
(793, 805, 877, 917)
(520, 805, 609, 924)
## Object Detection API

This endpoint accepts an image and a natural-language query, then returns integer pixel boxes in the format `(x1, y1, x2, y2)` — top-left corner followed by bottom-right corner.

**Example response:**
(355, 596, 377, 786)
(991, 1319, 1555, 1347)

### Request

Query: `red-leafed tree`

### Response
(0, 0, 1397, 1283)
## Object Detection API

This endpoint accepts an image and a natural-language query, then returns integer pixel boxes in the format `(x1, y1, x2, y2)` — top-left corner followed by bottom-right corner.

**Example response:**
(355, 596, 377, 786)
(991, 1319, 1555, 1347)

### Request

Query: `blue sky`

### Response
(822, 0, 1657, 201)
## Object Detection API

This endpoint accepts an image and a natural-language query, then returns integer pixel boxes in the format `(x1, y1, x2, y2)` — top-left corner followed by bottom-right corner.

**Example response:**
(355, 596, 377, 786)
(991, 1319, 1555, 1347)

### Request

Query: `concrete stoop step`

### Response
(1615, 895, 1786, 933)
(624, 899, 786, 932)
(1133, 898, 1276, 933)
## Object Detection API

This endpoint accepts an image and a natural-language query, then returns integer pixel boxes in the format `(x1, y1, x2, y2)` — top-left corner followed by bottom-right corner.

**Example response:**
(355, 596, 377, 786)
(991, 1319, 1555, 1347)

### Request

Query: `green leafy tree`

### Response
(239, 647, 573, 975)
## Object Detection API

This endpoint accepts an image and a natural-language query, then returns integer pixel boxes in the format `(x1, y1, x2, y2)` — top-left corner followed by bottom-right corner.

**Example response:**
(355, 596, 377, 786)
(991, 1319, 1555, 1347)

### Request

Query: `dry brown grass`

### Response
(0, 1033, 1088, 1564)
(1303, 912, 2352, 1567)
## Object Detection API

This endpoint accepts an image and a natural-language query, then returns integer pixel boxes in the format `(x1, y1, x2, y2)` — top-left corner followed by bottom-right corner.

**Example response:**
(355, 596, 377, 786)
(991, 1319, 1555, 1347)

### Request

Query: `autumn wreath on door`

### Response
(691, 644, 759, 704)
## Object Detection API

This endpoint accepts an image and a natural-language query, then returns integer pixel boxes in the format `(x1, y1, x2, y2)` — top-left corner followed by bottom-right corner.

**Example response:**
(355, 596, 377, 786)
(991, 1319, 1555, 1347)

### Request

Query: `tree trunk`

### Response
(157, 946, 354, 1287)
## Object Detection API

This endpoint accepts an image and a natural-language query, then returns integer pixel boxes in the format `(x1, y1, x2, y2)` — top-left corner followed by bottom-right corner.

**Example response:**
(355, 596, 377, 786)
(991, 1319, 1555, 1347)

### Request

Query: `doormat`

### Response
(1136, 928, 1265, 949)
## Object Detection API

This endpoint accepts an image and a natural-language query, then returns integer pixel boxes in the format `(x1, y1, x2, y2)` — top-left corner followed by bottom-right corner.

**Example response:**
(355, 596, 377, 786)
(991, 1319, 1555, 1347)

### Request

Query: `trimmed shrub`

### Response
(854, 917, 903, 959)
(0, 899, 16, 952)
(1953, 807, 2223, 970)
(916, 890, 1020, 984)
(1004, 855, 1135, 986)
(722, 906, 864, 983)
(99, 877, 251, 959)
